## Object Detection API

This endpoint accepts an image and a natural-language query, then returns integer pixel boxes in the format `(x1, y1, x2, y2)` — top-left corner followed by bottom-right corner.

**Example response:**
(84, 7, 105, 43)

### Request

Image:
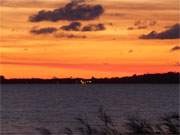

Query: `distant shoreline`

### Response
(0, 72, 179, 84)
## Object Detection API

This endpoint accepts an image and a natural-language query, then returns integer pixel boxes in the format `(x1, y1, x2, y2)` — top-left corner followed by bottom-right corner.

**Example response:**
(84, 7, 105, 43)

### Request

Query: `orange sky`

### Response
(0, 0, 179, 78)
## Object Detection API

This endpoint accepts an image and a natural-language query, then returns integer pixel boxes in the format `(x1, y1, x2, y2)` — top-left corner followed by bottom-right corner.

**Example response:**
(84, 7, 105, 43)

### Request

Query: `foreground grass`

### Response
(36, 108, 180, 135)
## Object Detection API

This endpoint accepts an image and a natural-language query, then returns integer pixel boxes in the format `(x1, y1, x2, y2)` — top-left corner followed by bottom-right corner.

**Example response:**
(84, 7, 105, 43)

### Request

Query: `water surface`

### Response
(0, 84, 179, 135)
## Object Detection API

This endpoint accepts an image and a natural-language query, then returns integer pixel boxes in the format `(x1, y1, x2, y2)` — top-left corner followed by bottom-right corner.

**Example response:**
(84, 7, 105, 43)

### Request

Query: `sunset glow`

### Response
(1, 0, 179, 78)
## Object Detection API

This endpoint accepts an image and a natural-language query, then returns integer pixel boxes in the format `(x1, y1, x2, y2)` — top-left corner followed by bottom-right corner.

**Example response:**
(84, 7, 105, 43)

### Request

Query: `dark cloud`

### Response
(29, 2, 104, 22)
(170, 46, 180, 52)
(140, 24, 180, 39)
(30, 27, 57, 34)
(60, 22, 81, 31)
(60, 22, 106, 32)
(82, 23, 105, 32)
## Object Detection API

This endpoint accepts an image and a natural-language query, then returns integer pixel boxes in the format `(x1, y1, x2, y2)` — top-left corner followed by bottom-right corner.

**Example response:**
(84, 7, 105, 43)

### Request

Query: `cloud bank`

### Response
(140, 24, 180, 39)
(29, 2, 104, 22)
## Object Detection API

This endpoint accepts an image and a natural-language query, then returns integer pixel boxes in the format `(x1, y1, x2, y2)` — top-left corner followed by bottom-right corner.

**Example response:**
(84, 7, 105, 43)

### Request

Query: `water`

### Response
(0, 84, 179, 135)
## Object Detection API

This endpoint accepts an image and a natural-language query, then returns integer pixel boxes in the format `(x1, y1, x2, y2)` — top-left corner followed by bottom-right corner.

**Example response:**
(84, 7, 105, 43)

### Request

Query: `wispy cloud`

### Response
(31, 27, 57, 34)
(128, 20, 157, 30)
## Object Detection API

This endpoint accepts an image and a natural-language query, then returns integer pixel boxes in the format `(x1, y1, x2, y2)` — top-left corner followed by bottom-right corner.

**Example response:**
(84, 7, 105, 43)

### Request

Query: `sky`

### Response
(0, 0, 179, 78)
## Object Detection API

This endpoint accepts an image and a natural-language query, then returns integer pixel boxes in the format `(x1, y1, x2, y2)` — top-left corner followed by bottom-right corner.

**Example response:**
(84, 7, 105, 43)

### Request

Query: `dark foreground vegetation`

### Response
(0, 72, 179, 84)
(35, 108, 180, 135)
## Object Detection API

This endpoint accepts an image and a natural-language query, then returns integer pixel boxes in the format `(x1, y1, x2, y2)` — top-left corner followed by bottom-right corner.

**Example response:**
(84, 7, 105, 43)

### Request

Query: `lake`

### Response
(0, 84, 179, 135)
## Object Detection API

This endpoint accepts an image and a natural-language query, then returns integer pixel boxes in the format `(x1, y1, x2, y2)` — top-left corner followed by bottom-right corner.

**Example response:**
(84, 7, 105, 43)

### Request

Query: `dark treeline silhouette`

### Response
(0, 72, 179, 84)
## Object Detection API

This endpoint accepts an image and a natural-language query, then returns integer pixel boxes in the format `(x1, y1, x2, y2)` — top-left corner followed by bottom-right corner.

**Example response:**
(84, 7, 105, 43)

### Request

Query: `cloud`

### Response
(60, 22, 106, 32)
(128, 20, 157, 30)
(30, 27, 57, 34)
(82, 23, 106, 32)
(140, 24, 180, 39)
(30, 23, 105, 38)
(60, 22, 81, 31)
(170, 46, 180, 52)
(29, 2, 104, 22)
(30, 27, 87, 38)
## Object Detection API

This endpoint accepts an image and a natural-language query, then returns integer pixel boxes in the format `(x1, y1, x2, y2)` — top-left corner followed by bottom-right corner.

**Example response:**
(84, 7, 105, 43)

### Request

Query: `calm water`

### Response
(0, 84, 179, 135)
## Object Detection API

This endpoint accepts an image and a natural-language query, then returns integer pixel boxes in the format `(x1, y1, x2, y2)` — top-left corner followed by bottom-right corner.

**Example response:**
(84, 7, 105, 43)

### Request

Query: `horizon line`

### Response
(1, 71, 179, 80)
